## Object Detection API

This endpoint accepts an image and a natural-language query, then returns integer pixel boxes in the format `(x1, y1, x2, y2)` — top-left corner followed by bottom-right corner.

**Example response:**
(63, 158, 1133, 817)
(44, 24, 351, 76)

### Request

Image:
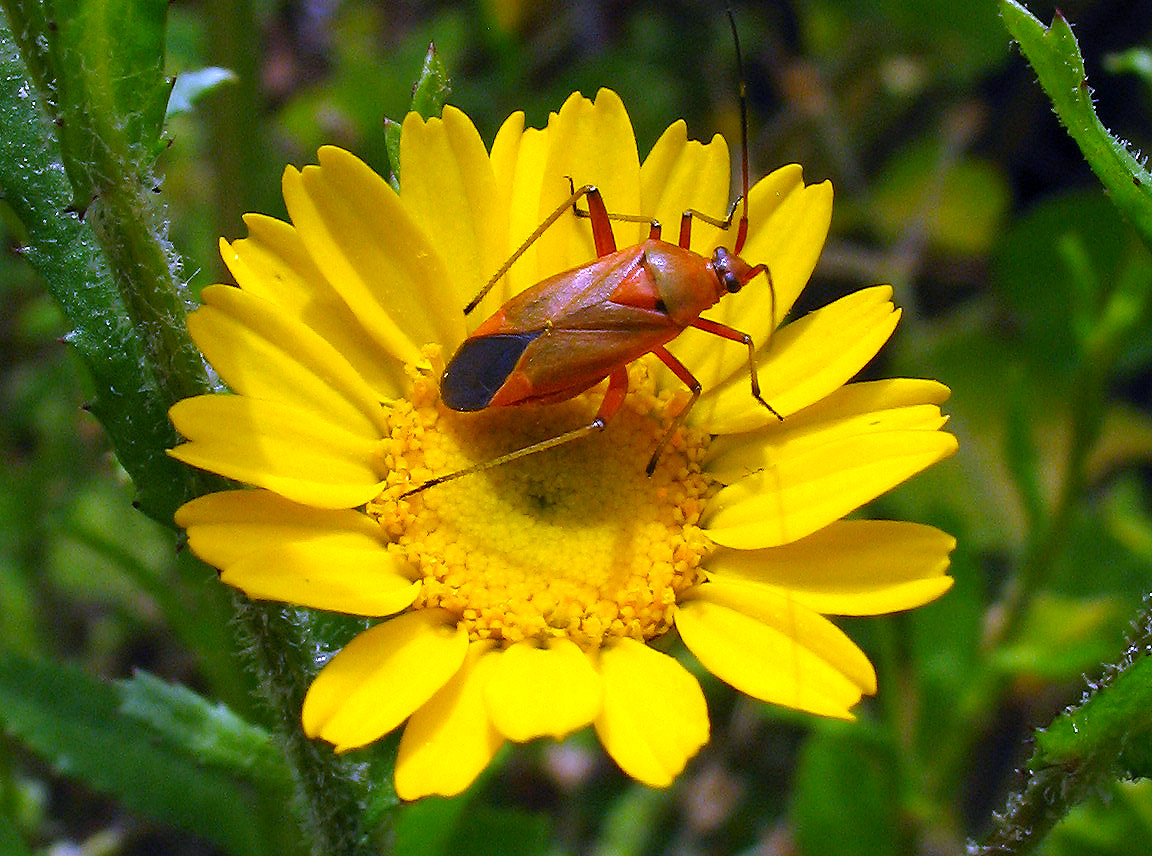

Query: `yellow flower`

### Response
(169, 89, 958, 800)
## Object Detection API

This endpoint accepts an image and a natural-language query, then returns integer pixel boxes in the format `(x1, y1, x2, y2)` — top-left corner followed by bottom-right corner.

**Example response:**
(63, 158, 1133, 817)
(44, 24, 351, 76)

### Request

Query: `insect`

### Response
(403, 15, 781, 497)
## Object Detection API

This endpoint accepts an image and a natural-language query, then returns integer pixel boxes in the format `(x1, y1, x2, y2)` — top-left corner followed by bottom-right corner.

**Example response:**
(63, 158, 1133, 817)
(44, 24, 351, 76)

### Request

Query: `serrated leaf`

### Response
(1001, 1, 1152, 252)
(409, 42, 450, 122)
(0, 652, 280, 856)
(385, 116, 403, 191)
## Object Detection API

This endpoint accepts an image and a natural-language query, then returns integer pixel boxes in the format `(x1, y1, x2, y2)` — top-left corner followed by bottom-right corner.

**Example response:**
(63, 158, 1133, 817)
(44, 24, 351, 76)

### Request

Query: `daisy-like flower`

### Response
(170, 89, 958, 800)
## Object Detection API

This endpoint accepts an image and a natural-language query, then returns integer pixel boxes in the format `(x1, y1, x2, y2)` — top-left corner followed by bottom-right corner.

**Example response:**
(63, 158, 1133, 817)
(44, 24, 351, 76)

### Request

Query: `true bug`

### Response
(403, 14, 781, 497)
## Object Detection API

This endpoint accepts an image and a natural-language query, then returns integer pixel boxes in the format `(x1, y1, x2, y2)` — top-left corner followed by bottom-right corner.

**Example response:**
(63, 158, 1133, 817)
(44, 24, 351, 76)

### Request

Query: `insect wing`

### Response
(441, 331, 545, 411)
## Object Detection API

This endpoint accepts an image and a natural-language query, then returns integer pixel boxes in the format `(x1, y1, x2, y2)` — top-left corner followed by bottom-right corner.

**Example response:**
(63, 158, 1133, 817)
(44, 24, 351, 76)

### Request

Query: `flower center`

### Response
(367, 350, 716, 650)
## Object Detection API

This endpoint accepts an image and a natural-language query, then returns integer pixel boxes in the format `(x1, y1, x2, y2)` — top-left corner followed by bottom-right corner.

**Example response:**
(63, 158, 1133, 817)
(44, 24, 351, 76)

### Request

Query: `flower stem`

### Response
(232, 602, 398, 855)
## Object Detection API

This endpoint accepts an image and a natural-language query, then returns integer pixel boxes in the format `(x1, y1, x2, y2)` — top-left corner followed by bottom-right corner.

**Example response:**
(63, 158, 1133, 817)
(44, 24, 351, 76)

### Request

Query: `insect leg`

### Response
(566, 176, 662, 243)
(690, 317, 783, 421)
(401, 368, 630, 497)
(677, 200, 743, 249)
(465, 183, 609, 315)
(647, 346, 701, 475)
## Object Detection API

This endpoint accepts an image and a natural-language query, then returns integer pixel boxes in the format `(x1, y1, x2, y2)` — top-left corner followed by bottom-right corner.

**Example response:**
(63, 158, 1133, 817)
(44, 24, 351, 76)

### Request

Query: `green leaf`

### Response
(0, 814, 33, 856)
(871, 138, 1010, 255)
(1041, 780, 1152, 856)
(992, 191, 1152, 380)
(1104, 47, 1152, 95)
(395, 795, 472, 856)
(0, 652, 282, 856)
(1000, 1, 1152, 252)
(1004, 370, 1045, 529)
(444, 806, 550, 856)
(395, 797, 550, 856)
(792, 726, 900, 856)
(408, 42, 451, 123)
(118, 671, 292, 791)
(992, 594, 1122, 681)
(385, 42, 451, 188)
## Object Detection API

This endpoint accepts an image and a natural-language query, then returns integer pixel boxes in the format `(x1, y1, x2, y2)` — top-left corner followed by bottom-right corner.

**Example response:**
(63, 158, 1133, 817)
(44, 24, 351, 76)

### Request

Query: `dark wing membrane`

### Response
(441, 331, 545, 410)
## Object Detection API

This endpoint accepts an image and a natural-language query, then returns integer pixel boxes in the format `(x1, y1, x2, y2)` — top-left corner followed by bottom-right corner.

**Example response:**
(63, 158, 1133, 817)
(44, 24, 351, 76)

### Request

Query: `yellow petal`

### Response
(639, 122, 730, 254)
(594, 638, 709, 788)
(169, 396, 385, 509)
(302, 609, 468, 752)
(282, 147, 465, 363)
(676, 585, 874, 719)
(221, 540, 419, 616)
(702, 429, 958, 549)
(501, 126, 550, 298)
(705, 520, 956, 615)
(400, 106, 507, 313)
(486, 110, 527, 308)
(189, 285, 387, 436)
(491, 111, 526, 206)
(658, 168, 830, 397)
(692, 286, 901, 433)
(221, 214, 405, 398)
(536, 89, 644, 276)
(175, 489, 384, 568)
(706, 381, 952, 483)
(738, 170, 834, 326)
(484, 638, 603, 741)
(395, 644, 504, 800)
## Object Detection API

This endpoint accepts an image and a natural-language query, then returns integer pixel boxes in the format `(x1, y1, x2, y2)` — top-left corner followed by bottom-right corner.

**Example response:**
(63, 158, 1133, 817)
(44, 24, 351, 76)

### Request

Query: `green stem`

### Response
(232, 603, 397, 855)
(1001, 1, 1152, 252)
(84, 182, 209, 406)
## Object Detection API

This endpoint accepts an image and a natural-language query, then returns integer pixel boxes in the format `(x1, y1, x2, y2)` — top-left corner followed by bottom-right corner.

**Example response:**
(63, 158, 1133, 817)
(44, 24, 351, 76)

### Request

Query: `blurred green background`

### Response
(4, 0, 1152, 853)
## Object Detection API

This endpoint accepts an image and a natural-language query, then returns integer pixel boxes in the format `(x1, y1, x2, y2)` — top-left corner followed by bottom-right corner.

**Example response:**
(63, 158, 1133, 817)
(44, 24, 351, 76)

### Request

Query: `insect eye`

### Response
(712, 247, 742, 293)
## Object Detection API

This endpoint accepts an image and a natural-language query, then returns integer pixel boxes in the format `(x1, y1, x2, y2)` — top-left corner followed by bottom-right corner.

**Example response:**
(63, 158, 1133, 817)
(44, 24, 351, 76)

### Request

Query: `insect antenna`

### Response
(728, 6, 752, 256)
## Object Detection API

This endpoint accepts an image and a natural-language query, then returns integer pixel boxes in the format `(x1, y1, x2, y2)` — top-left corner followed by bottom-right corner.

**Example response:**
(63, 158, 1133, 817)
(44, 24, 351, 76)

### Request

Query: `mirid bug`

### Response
(403, 15, 781, 497)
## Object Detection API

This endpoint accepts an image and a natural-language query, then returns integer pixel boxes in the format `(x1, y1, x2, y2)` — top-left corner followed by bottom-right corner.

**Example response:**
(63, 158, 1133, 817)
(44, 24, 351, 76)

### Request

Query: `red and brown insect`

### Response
(404, 18, 781, 496)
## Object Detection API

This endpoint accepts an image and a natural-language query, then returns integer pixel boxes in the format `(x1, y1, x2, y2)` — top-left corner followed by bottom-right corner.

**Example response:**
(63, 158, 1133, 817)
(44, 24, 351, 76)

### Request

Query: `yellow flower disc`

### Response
(368, 355, 715, 650)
